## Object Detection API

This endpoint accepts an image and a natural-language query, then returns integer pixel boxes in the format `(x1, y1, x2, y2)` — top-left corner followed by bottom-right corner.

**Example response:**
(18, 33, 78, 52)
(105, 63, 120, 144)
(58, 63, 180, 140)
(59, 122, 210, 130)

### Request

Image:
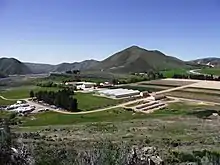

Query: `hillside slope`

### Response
(55, 60, 99, 72)
(90, 46, 189, 73)
(191, 58, 220, 67)
(0, 58, 32, 75)
(25, 63, 55, 73)
(25, 60, 100, 73)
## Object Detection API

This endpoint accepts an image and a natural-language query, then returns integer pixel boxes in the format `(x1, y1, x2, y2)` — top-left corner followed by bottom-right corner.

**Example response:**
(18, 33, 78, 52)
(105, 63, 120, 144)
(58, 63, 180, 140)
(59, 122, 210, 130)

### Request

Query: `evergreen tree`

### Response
(29, 90, 34, 98)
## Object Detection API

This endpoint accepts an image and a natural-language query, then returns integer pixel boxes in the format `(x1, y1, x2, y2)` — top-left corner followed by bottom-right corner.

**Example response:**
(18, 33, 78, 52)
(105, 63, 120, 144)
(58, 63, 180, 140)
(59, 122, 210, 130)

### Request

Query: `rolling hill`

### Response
(90, 46, 190, 73)
(54, 60, 100, 72)
(25, 60, 100, 73)
(0, 58, 32, 75)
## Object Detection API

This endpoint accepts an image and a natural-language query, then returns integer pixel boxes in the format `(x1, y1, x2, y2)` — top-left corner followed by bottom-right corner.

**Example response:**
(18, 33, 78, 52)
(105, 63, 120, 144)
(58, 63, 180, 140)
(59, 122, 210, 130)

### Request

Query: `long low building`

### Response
(97, 88, 140, 98)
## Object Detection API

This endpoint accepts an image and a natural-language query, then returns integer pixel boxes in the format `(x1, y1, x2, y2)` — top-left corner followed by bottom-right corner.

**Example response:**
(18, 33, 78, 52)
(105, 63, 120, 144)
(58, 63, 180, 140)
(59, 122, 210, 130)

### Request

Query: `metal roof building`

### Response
(98, 88, 140, 98)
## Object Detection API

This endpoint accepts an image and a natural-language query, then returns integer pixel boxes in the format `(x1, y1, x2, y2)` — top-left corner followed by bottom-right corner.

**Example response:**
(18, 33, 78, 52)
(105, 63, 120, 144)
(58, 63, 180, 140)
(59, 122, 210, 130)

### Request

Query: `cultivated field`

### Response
(165, 90, 220, 103)
(183, 87, 220, 95)
(189, 80, 220, 90)
(139, 79, 198, 87)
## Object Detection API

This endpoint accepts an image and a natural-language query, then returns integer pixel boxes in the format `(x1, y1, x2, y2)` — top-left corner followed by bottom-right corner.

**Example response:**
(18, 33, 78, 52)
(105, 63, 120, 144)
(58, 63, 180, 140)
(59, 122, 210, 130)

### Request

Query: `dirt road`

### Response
(155, 84, 195, 95)
(0, 95, 19, 101)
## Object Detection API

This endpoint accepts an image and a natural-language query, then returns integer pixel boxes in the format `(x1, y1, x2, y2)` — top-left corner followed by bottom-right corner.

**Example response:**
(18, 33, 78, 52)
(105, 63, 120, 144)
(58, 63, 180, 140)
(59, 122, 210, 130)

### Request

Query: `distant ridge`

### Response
(25, 60, 100, 74)
(1, 46, 211, 75)
(191, 57, 220, 67)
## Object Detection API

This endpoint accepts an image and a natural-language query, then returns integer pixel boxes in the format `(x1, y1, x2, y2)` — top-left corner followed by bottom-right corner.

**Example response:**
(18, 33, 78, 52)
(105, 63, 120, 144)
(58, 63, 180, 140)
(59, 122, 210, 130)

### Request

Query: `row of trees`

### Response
(30, 89, 78, 112)
(36, 81, 58, 87)
(112, 71, 164, 85)
(172, 74, 220, 81)
(65, 70, 81, 82)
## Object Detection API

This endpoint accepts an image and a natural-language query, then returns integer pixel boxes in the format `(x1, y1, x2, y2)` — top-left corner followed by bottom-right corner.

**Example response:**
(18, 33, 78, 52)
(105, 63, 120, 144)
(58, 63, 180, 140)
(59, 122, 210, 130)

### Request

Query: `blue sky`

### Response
(0, 0, 219, 64)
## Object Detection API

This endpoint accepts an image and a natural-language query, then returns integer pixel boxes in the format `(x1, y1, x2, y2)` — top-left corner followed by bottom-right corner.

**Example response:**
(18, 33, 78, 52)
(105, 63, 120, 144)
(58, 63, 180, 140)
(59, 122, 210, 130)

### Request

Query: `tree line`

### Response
(112, 71, 164, 85)
(172, 74, 220, 81)
(30, 89, 78, 112)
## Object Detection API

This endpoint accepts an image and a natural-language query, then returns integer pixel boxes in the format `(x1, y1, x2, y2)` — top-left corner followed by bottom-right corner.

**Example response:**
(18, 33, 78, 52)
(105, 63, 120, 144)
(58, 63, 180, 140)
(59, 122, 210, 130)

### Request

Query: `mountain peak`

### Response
(127, 45, 143, 50)
(90, 46, 187, 73)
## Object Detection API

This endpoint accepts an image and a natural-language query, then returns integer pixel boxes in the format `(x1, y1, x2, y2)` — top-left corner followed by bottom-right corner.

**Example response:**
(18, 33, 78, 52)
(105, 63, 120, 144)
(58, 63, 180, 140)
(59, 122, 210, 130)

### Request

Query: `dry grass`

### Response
(166, 90, 220, 103)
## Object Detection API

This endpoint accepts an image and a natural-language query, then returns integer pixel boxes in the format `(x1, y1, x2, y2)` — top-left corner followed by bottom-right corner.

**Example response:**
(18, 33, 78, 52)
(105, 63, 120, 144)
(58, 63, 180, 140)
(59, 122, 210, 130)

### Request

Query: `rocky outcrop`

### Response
(128, 146, 164, 165)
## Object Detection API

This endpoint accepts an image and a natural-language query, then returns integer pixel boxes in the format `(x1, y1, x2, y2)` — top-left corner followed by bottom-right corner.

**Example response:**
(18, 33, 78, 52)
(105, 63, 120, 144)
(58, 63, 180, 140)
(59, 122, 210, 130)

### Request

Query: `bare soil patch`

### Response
(189, 81, 220, 90)
(166, 91, 220, 103)
(140, 79, 196, 87)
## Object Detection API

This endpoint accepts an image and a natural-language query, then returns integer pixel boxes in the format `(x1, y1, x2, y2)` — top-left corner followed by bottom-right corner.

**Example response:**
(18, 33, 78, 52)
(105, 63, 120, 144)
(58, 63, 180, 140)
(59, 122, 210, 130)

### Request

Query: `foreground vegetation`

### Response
(2, 102, 220, 164)
(0, 98, 16, 106)
(21, 108, 148, 126)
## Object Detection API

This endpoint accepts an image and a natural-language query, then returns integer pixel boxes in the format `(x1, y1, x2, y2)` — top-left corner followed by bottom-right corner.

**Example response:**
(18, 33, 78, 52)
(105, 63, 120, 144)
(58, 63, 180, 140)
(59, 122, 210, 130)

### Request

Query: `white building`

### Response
(76, 82, 96, 90)
(98, 88, 140, 98)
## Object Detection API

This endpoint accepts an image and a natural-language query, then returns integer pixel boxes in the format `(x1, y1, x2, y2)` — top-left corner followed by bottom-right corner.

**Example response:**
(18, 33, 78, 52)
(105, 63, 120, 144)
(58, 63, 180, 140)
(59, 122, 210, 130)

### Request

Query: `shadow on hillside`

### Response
(187, 109, 220, 119)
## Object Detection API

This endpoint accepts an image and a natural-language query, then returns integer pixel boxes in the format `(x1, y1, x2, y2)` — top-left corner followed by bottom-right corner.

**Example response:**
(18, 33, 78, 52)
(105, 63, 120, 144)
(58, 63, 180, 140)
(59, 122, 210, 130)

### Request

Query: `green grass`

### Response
(21, 102, 220, 127)
(74, 93, 121, 111)
(21, 108, 148, 126)
(199, 68, 220, 76)
(0, 110, 13, 118)
(0, 98, 16, 106)
(0, 86, 61, 99)
(161, 69, 189, 78)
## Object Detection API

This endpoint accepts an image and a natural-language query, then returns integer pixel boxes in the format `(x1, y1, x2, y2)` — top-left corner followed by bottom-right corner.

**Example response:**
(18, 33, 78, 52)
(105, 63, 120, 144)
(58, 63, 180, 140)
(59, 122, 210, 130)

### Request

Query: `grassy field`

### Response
(75, 93, 121, 111)
(0, 86, 61, 99)
(20, 102, 220, 127)
(199, 68, 220, 76)
(0, 98, 16, 106)
(0, 85, 121, 111)
(161, 68, 189, 78)
(21, 108, 149, 126)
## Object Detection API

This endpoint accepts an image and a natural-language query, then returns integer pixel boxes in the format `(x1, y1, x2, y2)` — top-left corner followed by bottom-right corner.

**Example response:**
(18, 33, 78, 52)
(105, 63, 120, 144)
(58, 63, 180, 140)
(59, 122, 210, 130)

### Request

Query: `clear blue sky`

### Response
(0, 0, 219, 64)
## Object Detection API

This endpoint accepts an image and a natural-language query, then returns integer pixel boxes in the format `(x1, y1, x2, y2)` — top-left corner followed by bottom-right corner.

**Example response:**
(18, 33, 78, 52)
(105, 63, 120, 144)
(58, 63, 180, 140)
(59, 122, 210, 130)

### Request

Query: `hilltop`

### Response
(0, 58, 32, 75)
(90, 46, 190, 73)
